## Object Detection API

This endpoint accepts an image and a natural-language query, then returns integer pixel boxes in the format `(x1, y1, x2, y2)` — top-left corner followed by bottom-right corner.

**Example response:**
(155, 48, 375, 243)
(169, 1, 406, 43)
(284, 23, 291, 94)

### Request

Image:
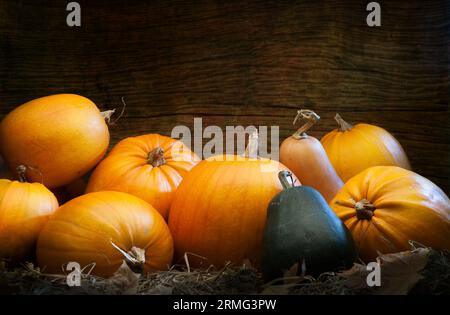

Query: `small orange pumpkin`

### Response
(86, 134, 199, 219)
(0, 94, 110, 188)
(168, 131, 299, 268)
(37, 191, 173, 277)
(330, 166, 450, 262)
(280, 110, 343, 202)
(321, 114, 411, 182)
(0, 166, 59, 261)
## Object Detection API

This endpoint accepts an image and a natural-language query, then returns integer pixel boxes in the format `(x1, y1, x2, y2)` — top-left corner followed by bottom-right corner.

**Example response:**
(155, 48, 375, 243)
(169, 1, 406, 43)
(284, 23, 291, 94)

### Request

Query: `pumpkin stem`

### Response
(148, 147, 166, 167)
(278, 170, 295, 190)
(334, 113, 353, 132)
(292, 109, 320, 139)
(244, 129, 259, 159)
(355, 199, 376, 220)
(16, 165, 28, 183)
(111, 241, 146, 274)
(100, 97, 127, 125)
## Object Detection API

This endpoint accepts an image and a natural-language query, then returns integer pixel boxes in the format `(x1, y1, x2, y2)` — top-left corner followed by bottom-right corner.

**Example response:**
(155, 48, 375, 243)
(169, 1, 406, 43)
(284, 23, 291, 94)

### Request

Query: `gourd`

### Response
(330, 166, 450, 262)
(37, 191, 173, 277)
(320, 113, 411, 182)
(86, 134, 199, 219)
(0, 166, 58, 261)
(262, 171, 356, 281)
(0, 94, 111, 188)
(280, 110, 343, 202)
(168, 131, 299, 268)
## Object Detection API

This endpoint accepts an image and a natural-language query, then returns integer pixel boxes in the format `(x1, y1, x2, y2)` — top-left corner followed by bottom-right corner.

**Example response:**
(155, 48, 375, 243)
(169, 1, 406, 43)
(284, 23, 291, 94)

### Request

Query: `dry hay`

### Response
(0, 248, 448, 295)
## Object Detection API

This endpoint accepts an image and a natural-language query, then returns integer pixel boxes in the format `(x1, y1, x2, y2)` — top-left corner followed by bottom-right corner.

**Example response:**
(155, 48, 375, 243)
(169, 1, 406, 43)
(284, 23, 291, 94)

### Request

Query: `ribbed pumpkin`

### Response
(0, 166, 59, 261)
(37, 191, 173, 277)
(280, 110, 343, 202)
(320, 114, 411, 182)
(0, 94, 110, 188)
(86, 134, 199, 219)
(330, 166, 450, 262)
(168, 131, 299, 268)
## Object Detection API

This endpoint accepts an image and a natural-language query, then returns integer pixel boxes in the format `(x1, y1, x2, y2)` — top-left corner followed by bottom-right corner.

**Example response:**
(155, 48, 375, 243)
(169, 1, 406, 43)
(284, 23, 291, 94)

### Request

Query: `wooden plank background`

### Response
(0, 0, 448, 193)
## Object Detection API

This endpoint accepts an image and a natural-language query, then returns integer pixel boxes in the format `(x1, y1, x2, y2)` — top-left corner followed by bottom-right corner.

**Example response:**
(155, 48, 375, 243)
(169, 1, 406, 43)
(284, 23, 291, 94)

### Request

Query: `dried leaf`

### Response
(340, 248, 430, 295)
(106, 261, 141, 294)
(283, 263, 299, 284)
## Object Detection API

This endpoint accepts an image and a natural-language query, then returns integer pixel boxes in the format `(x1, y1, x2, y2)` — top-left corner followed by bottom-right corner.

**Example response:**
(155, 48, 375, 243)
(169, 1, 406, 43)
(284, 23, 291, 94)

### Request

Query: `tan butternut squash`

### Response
(280, 110, 343, 202)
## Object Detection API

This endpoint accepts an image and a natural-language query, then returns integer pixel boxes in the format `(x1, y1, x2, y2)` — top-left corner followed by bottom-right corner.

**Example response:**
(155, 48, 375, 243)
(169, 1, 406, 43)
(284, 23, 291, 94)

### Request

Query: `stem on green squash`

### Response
(111, 241, 146, 274)
(355, 199, 376, 220)
(292, 109, 320, 139)
(278, 170, 295, 190)
(334, 113, 353, 132)
(148, 147, 166, 167)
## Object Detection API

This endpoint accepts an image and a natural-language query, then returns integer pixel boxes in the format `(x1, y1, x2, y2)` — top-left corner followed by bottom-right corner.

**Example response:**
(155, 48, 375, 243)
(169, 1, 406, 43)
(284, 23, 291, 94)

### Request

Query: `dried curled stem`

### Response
(292, 109, 320, 139)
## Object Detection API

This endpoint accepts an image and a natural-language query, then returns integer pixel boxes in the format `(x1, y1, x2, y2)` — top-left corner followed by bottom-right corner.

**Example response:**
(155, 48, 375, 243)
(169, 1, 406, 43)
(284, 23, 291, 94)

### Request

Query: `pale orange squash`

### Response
(0, 94, 110, 188)
(321, 114, 411, 182)
(37, 191, 173, 277)
(86, 134, 199, 219)
(280, 110, 343, 202)
(330, 166, 450, 262)
(0, 166, 59, 261)
(168, 131, 299, 268)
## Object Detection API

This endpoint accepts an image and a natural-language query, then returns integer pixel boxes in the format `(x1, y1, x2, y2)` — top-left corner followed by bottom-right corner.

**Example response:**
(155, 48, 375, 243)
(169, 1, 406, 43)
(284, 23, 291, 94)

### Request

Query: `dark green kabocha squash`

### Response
(262, 171, 357, 281)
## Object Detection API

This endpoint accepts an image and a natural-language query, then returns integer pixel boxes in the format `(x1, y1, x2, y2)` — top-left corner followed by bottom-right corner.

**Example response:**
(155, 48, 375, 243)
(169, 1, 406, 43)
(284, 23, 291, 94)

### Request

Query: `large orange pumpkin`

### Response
(168, 131, 299, 268)
(0, 166, 59, 261)
(37, 191, 173, 277)
(320, 114, 411, 182)
(330, 166, 450, 262)
(280, 110, 343, 202)
(0, 94, 110, 188)
(86, 134, 199, 219)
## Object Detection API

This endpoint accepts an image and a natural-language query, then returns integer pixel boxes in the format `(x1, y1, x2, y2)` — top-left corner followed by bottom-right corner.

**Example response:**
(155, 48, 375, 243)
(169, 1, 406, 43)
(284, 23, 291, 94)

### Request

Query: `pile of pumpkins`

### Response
(0, 94, 449, 281)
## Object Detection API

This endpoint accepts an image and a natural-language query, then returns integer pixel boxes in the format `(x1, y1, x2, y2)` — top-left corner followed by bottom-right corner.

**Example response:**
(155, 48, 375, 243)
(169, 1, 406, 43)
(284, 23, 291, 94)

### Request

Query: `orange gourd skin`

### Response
(37, 191, 174, 277)
(321, 118, 411, 182)
(0, 94, 110, 188)
(330, 166, 450, 262)
(168, 155, 299, 268)
(280, 135, 343, 202)
(0, 179, 58, 261)
(86, 134, 199, 219)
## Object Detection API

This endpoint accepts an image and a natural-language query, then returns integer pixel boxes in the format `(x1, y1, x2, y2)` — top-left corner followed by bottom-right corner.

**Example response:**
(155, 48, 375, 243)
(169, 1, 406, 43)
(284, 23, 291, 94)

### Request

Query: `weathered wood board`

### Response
(0, 0, 448, 192)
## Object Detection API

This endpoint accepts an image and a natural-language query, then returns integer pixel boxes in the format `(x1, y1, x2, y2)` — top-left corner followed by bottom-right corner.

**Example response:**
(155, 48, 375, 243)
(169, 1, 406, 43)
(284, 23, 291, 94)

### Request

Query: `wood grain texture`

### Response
(0, 0, 449, 192)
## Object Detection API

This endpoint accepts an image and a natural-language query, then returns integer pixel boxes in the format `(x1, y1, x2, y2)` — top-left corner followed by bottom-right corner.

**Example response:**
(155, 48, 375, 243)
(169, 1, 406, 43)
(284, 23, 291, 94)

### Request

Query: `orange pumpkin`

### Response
(37, 191, 173, 277)
(280, 110, 343, 202)
(0, 166, 58, 261)
(168, 131, 299, 268)
(86, 134, 199, 219)
(330, 166, 450, 262)
(0, 94, 110, 188)
(320, 114, 411, 182)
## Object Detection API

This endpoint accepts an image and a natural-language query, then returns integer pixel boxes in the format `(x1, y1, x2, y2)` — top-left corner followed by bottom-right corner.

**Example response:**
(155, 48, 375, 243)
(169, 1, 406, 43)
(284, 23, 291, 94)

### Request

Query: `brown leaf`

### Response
(106, 261, 141, 294)
(340, 248, 430, 295)
(283, 263, 300, 284)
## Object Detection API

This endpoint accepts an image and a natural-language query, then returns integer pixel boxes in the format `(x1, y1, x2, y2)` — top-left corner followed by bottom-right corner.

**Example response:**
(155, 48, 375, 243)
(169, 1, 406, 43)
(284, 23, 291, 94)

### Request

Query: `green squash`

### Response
(262, 171, 357, 281)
